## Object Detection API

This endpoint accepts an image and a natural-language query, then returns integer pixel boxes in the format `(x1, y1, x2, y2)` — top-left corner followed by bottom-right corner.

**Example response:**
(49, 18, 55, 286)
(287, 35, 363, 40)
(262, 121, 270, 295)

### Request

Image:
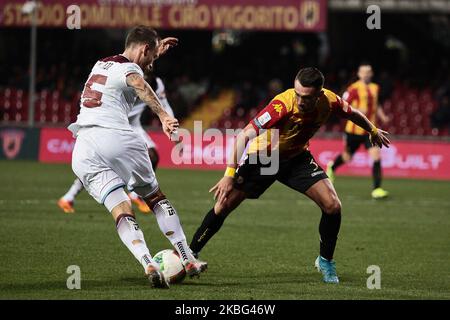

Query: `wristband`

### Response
(224, 167, 236, 178)
(370, 127, 378, 136)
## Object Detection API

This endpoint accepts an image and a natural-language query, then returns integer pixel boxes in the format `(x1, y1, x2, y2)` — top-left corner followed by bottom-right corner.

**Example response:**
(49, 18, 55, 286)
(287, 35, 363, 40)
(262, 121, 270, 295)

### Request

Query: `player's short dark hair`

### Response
(295, 67, 324, 89)
(125, 25, 159, 49)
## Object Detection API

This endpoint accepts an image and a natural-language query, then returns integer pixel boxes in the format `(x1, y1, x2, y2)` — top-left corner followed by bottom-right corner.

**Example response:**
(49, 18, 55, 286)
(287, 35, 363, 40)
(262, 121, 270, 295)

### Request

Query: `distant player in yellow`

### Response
(327, 64, 390, 199)
(189, 67, 390, 284)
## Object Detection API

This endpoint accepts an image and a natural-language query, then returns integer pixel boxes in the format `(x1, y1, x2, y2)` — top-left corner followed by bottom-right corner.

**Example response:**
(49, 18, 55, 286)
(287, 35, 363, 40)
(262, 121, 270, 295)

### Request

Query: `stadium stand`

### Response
(1, 11, 448, 138)
(1, 82, 448, 137)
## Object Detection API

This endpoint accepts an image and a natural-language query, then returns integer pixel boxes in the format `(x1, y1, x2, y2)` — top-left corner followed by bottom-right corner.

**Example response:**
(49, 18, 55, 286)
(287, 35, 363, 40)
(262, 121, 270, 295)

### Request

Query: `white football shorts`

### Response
(133, 125, 156, 149)
(128, 114, 157, 150)
(71, 126, 159, 204)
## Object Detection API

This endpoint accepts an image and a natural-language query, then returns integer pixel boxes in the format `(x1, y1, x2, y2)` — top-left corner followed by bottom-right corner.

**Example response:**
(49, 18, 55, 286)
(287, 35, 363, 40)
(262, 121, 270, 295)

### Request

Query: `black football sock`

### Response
(332, 155, 344, 171)
(190, 208, 226, 255)
(373, 160, 382, 189)
(319, 211, 341, 261)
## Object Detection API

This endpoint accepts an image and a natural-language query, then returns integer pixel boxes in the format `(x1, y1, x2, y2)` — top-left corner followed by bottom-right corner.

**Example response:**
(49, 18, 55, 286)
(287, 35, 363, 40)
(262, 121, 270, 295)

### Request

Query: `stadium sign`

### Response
(311, 139, 450, 181)
(0, 127, 40, 160)
(35, 127, 450, 180)
(38, 127, 75, 162)
(0, 0, 326, 31)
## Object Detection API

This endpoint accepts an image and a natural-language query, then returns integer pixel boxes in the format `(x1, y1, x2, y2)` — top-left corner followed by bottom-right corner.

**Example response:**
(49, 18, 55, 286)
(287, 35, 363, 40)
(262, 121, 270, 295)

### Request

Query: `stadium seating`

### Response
(0, 88, 28, 123)
(0, 88, 79, 125)
(181, 89, 236, 130)
(211, 84, 448, 137)
(0, 84, 448, 136)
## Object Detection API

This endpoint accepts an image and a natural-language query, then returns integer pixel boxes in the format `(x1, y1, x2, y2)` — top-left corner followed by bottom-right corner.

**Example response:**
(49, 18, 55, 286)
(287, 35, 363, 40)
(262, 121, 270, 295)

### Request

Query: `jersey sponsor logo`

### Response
(0, 129, 25, 159)
(257, 112, 272, 126)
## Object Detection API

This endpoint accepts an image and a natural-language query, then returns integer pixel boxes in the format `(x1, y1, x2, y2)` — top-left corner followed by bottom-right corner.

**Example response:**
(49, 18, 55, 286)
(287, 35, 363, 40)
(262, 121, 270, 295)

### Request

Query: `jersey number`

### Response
(81, 74, 107, 108)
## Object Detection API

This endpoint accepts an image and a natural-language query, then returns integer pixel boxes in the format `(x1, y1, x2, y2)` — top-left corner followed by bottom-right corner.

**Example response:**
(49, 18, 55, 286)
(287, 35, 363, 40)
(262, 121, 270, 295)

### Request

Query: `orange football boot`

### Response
(57, 198, 75, 213)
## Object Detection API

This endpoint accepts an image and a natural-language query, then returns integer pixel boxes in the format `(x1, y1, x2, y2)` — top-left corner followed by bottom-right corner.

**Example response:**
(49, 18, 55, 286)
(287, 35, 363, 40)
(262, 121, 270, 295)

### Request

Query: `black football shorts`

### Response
(234, 150, 328, 199)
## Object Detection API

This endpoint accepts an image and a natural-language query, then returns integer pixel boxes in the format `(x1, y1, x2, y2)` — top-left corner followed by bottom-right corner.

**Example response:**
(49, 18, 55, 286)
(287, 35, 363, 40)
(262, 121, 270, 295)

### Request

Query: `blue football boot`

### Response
(315, 256, 339, 284)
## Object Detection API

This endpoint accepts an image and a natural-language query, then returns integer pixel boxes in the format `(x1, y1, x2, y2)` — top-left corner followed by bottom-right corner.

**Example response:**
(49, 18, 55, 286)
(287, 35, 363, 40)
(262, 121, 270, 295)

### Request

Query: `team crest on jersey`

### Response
(273, 103, 283, 115)
(0, 129, 25, 159)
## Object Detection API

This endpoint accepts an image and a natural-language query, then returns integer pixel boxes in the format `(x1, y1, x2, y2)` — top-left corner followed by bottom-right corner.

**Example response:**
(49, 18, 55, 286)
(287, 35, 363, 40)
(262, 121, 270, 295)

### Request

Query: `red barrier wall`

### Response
(39, 127, 74, 163)
(39, 128, 450, 180)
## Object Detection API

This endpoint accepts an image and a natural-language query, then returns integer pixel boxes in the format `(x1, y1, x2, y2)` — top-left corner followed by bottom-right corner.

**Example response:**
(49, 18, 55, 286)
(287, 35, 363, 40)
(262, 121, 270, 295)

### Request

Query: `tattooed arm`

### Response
(126, 72, 179, 138)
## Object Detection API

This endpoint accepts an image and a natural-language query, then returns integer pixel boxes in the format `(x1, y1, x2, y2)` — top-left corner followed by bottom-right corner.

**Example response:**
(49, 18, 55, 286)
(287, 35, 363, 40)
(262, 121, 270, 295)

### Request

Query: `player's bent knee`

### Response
(104, 187, 132, 213)
(321, 190, 342, 215)
(323, 198, 342, 215)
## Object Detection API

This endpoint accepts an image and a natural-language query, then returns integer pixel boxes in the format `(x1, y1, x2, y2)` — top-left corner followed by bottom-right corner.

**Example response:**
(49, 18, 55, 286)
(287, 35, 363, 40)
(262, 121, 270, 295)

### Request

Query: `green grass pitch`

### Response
(0, 160, 449, 299)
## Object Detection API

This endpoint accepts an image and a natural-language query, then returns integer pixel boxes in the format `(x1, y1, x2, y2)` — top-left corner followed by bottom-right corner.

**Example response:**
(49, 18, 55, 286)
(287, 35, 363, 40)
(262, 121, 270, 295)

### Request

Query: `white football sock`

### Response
(129, 191, 140, 200)
(116, 214, 156, 271)
(62, 179, 84, 202)
(152, 199, 195, 265)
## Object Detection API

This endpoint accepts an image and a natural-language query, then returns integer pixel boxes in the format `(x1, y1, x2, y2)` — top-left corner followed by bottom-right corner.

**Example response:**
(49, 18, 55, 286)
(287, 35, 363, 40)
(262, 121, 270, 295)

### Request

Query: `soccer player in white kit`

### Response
(127, 74, 176, 213)
(68, 26, 206, 288)
(58, 74, 175, 214)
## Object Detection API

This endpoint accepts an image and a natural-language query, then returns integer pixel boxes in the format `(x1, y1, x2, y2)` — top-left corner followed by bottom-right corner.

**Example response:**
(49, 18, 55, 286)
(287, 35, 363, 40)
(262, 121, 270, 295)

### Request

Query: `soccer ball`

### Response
(153, 249, 186, 284)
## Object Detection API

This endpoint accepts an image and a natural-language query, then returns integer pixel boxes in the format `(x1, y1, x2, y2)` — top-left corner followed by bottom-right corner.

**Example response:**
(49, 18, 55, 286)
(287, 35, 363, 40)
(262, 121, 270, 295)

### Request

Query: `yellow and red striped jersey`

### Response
(343, 80, 379, 135)
(249, 88, 351, 159)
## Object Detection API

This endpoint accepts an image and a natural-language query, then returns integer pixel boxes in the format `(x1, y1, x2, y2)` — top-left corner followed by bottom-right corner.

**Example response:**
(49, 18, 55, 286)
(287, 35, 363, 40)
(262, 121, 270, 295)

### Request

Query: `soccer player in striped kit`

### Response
(189, 67, 390, 283)
(327, 63, 390, 199)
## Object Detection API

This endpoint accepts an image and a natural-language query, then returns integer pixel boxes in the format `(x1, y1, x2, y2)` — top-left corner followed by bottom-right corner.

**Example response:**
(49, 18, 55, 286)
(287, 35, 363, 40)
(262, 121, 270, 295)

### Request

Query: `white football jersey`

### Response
(69, 55, 143, 135)
(128, 77, 174, 120)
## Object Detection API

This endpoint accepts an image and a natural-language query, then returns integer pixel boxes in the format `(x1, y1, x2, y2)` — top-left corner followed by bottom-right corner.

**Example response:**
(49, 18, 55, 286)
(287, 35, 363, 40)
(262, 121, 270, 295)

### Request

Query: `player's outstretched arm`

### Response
(210, 124, 258, 204)
(126, 73, 179, 138)
(344, 106, 391, 148)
